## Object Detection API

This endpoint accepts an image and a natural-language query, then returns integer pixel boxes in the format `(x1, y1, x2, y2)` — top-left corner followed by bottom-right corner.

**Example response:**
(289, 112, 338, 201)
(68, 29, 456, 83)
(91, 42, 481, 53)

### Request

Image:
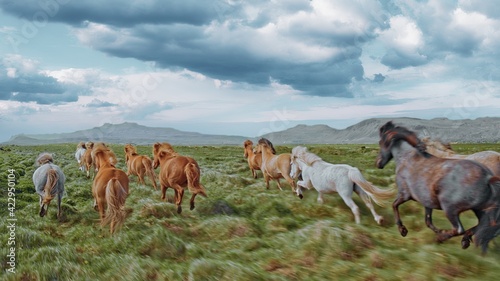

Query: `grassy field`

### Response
(0, 142, 499, 281)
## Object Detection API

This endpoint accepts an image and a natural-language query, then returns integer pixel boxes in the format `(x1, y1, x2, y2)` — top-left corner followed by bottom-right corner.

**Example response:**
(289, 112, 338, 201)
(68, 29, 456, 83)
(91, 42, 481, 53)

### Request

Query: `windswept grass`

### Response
(0, 143, 499, 280)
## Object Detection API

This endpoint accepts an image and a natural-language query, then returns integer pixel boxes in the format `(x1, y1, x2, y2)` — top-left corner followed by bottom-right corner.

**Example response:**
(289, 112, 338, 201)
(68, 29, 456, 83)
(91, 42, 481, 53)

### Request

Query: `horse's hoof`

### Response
(190, 203, 195, 210)
(461, 237, 471, 249)
(177, 206, 182, 214)
(399, 226, 408, 237)
(299, 194, 303, 199)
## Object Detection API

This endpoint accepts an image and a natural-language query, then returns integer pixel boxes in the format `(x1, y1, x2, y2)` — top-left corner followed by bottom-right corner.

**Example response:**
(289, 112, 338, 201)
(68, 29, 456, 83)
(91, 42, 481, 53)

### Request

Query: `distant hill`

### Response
(3, 117, 500, 145)
(261, 117, 500, 144)
(3, 122, 249, 146)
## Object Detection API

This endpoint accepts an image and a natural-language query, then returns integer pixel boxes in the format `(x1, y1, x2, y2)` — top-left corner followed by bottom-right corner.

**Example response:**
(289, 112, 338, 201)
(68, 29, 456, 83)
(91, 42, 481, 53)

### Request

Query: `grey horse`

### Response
(33, 153, 66, 219)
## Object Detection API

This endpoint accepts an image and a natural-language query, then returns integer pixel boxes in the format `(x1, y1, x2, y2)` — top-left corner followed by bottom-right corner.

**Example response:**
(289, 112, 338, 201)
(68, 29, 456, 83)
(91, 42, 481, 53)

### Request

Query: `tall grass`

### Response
(0, 143, 499, 280)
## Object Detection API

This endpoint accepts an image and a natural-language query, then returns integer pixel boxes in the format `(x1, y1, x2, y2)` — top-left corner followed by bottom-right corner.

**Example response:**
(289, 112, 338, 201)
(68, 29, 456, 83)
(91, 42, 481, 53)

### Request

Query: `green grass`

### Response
(0, 143, 499, 280)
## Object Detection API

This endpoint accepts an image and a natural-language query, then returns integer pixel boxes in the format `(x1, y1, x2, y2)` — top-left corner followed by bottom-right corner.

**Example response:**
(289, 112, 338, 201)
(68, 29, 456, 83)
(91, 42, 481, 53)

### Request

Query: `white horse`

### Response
(33, 153, 66, 219)
(75, 141, 87, 172)
(290, 146, 394, 225)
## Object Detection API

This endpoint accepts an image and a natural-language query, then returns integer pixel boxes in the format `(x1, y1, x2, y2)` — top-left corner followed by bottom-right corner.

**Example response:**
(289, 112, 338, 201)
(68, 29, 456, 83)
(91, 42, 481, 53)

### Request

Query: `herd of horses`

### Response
(32, 122, 500, 253)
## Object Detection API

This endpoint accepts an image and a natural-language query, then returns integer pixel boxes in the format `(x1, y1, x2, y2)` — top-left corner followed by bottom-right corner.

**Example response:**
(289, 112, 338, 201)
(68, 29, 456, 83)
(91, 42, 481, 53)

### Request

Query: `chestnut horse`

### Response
(243, 140, 262, 178)
(91, 143, 129, 234)
(376, 121, 500, 253)
(82, 141, 95, 178)
(255, 138, 299, 198)
(152, 142, 207, 214)
(422, 137, 500, 176)
(124, 144, 158, 189)
(33, 153, 65, 219)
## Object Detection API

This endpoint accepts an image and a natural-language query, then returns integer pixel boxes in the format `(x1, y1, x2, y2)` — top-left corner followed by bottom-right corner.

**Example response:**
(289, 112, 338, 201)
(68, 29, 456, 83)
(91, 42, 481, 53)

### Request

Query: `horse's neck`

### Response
(392, 141, 421, 165)
(245, 147, 255, 157)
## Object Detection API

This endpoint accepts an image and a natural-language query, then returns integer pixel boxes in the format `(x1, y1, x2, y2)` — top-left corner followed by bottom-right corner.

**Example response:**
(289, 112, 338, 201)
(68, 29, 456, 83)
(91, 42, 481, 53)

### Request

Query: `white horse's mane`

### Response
(292, 146, 322, 166)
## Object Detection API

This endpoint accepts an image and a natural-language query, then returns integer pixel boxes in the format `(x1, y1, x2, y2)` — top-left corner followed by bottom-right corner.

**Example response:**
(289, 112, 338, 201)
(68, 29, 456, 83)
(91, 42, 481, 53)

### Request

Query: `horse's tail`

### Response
(348, 167, 395, 207)
(142, 157, 158, 189)
(43, 169, 59, 204)
(474, 176, 500, 253)
(103, 178, 127, 234)
(185, 163, 207, 197)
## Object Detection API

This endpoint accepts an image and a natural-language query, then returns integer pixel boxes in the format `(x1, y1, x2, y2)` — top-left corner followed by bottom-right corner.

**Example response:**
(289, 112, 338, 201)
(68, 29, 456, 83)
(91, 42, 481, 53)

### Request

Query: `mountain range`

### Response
(3, 117, 500, 145)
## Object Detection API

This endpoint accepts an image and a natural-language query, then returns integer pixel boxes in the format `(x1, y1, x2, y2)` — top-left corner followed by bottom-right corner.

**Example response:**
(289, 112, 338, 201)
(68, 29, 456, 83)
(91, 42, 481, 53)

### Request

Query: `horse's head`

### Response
(376, 121, 426, 168)
(77, 141, 86, 149)
(152, 142, 175, 169)
(243, 140, 253, 157)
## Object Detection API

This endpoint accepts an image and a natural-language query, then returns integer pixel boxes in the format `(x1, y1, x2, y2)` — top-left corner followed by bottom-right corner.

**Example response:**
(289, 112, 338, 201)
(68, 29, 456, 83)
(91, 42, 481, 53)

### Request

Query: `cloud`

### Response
(1, 0, 391, 97)
(85, 99, 116, 108)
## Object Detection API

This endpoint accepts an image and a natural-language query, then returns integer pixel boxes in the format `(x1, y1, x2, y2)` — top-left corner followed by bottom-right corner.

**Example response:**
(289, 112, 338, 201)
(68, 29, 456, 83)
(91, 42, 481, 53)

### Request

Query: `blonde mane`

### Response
(292, 146, 322, 166)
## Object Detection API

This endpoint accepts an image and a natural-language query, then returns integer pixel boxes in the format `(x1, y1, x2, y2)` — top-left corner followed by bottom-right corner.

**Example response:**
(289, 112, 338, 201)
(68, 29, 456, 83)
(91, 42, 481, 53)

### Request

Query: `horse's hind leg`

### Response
(436, 208, 465, 243)
(425, 207, 441, 233)
(338, 191, 361, 224)
(393, 195, 410, 237)
(189, 193, 197, 211)
(461, 209, 483, 249)
(57, 194, 62, 220)
(172, 185, 184, 214)
(354, 185, 383, 225)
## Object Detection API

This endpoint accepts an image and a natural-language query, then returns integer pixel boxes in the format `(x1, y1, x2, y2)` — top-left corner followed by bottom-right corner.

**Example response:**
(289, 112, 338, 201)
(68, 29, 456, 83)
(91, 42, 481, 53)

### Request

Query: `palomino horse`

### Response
(152, 142, 207, 214)
(422, 137, 500, 176)
(376, 121, 500, 252)
(124, 144, 158, 189)
(91, 143, 129, 234)
(290, 146, 394, 225)
(75, 141, 87, 172)
(82, 141, 95, 178)
(255, 138, 299, 197)
(33, 153, 65, 219)
(243, 140, 262, 178)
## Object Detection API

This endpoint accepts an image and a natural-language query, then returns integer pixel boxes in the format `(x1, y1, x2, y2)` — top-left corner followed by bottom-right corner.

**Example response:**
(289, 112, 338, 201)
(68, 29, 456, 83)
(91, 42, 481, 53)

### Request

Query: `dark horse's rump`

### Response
(376, 121, 500, 253)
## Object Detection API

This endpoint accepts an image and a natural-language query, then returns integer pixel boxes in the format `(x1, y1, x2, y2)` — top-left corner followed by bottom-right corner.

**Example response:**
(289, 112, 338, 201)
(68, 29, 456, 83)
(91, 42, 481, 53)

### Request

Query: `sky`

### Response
(1, 0, 500, 142)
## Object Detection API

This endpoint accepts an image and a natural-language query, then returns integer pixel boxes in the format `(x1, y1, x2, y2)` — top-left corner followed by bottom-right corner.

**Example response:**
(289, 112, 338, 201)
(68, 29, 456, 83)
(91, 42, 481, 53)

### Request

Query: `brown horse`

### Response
(376, 121, 500, 253)
(124, 144, 158, 189)
(422, 137, 500, 176)
(82, 141, 95, 178)
(152, 142, 207, 214)
(243, 140, 262, 178)
(255, 138, 299, 198)
(91, 143, 129, 234)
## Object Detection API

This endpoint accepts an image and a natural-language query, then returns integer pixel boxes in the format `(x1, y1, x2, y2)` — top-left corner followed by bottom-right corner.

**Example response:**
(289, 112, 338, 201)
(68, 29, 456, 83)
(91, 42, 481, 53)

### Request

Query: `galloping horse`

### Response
(376, 121, 500, 252)
(290, 146, 394, 225)
(422, 137, 500, 176)
(91, 143, 129, 234)
(243, 140, 262, 178)
(75, 141, 87, 172)
(124, 144, 157, 189)
(152, 142, 207, 214)
(82, 141, 95, 178)
(33, 153, 65, 219)
(255, 138, 299, 197)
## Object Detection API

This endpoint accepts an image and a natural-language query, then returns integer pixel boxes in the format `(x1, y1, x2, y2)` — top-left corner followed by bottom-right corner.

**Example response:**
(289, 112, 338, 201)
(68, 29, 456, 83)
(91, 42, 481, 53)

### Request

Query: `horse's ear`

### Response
(379, 121, 395, 135)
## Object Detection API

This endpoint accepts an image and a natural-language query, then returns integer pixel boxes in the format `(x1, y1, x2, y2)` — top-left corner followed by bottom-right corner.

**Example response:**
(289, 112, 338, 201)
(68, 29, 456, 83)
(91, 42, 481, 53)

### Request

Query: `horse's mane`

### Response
(258, 138, 276, 154)
(421, 137, 454, 153)
(153, 142, 177, 156)
(92, 143, 117, 165)
(379, 121, 427, 154)
(124, 144, 139, 156)
(36, 153, 54, 166)
(292, 146, 322, 165)
(77, 141, 86, 149)
(243, 140, 253, 148)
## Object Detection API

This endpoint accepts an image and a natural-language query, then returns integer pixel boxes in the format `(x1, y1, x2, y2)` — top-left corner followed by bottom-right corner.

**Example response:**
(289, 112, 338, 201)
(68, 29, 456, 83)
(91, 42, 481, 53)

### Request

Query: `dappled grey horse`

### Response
(33, 153, 66, 219)
(376, 121, 500, 253)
